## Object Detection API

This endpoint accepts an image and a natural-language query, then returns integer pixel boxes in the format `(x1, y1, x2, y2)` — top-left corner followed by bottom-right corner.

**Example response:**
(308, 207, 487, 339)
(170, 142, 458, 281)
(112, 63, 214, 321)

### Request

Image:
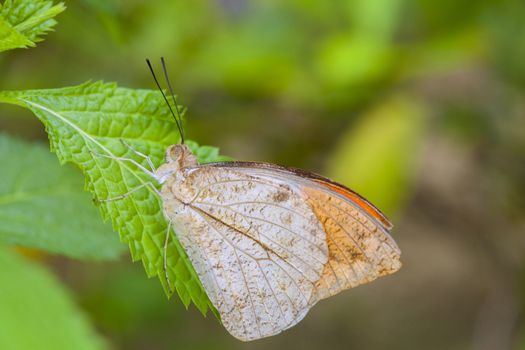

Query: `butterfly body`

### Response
(155, 144, 401, 341)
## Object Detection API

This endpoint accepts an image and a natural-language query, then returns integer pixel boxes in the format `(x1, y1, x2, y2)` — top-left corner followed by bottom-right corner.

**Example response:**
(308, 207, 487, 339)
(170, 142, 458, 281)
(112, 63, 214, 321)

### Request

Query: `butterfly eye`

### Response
(165, 144, 183, 163)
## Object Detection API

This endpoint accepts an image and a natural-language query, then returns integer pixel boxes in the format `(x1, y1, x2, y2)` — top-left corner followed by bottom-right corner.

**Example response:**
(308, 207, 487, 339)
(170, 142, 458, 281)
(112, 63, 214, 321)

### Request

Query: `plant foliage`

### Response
(0, 246, 106, 350)
(0, 0, 65, 52)
(0, 133, 125, 260)
(0, 81, 228, 315)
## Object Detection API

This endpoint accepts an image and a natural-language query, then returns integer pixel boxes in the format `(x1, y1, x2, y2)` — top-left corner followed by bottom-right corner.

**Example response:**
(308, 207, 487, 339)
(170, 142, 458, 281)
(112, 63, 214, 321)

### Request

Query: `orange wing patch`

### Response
(303, 186, 401, 302)
(316, 181, 393, 230)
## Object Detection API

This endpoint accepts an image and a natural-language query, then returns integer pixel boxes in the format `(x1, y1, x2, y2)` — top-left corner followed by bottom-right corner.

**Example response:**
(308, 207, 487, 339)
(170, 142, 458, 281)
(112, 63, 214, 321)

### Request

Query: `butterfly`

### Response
(100, 58, 402, 341)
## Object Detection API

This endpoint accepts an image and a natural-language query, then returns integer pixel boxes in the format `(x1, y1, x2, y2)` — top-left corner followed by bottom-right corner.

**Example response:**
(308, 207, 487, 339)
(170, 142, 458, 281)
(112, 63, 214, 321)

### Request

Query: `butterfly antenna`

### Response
(160, 57, 185, 144)
(145, 58, 185, 144)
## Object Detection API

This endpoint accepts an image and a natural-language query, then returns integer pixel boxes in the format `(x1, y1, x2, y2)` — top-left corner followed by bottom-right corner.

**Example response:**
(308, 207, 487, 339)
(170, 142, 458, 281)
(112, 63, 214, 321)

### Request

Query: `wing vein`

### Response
(198, 212, 263, 338)
(189, 177, 286, 204)
(324, 200, 400, 262)
(192, 207, 312, 313)
(256, 261, 287, 319)
(315, 206, 374, 268)
(194, 203, 326, 267)
(190, 204, 322, 284)
(194, 201, 325, 256)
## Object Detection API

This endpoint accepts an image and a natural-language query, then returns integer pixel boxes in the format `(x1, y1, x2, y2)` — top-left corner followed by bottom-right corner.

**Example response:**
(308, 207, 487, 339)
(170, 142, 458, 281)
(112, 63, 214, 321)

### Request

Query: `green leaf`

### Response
(186, 139, 233, 163)
(0, 246, 106, 350)
(326, 95, 426, 216)
(0, 0, 65, 52)
(0, 81, 220, 315)
(0, 133, 125, 260)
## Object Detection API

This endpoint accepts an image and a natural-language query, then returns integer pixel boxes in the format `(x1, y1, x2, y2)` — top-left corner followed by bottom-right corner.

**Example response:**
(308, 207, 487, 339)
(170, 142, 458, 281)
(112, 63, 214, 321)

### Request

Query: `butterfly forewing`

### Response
(161, 165, 329, 341)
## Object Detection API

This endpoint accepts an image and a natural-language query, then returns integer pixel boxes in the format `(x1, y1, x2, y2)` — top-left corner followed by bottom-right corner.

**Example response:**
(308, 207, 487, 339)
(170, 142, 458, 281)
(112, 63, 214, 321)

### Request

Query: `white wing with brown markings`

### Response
(220, 163, 402, 302)
(159, 154, 401, 341)
(161, 166, 329, 341)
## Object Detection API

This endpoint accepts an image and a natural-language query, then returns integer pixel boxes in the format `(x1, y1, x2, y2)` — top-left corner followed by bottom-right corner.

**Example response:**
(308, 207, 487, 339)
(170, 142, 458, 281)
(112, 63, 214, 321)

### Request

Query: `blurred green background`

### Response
(1, 0, 524, 349)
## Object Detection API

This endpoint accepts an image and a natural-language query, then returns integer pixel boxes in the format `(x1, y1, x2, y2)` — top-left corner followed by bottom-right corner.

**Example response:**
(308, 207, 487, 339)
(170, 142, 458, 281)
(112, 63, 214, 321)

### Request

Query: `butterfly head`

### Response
(165, 144, 197, 167)
(155, 144, 197, 184)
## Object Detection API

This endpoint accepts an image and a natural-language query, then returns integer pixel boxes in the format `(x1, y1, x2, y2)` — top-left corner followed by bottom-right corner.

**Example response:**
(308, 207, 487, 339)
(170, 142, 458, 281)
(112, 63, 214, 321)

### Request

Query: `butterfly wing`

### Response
(302, 181, 401, 300)
(161, 165, 329, 341)
(205, 162, 402, 302)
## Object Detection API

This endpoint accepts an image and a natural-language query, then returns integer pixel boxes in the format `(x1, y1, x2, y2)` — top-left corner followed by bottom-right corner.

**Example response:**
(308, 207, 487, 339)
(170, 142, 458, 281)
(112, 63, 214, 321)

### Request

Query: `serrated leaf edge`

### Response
(17, 97, 216, 316)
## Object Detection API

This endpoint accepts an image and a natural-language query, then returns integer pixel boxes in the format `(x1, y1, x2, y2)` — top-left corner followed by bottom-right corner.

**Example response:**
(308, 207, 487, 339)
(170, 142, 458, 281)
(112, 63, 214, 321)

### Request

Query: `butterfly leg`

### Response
(119, 139, 157, 173)
(89, 149, 157, 179)
(164, 220, 174, 294)
(95, 181, 160, 202)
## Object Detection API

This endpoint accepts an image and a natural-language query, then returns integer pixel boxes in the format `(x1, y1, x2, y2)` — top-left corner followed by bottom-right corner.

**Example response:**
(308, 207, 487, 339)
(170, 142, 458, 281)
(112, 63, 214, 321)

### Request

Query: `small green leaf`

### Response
(0, 81, 222, 315)
(0, 246, 106, 350)
(186, 140, 233, 163)
(326, 95, 426, 216)
(0, 133, 125, 260)
(0, 0, 65, 52)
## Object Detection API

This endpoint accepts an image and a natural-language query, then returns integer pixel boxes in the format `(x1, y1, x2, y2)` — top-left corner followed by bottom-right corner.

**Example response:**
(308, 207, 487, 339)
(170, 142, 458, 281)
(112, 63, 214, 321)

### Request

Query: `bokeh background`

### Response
(1, 0, 525, 349)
